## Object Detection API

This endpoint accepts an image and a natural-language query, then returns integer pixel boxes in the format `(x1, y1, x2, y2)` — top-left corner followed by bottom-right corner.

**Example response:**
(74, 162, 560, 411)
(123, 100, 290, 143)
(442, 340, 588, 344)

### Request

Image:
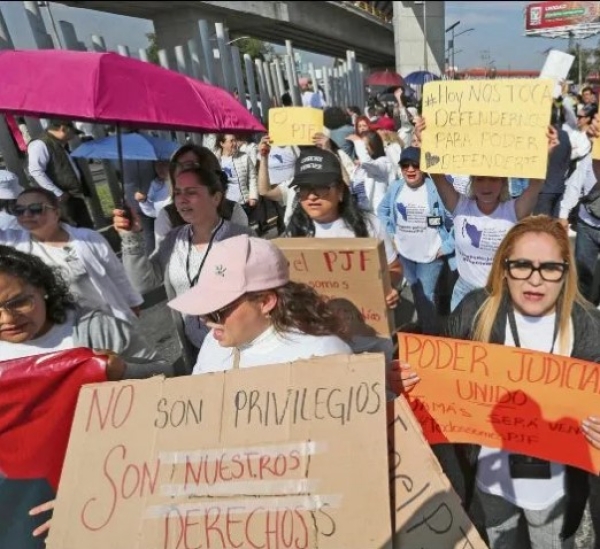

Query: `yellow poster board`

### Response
(420, 79, 553, 179)
(592, 136, 600, 160)
(268, 107, 324, 146)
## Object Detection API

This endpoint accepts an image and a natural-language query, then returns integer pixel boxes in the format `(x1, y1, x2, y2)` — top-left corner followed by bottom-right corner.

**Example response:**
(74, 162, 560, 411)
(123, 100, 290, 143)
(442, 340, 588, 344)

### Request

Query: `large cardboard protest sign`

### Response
(0, 349, 107, 549)
(399, 333, 600, 474)
(269, 107, 324, 146)
(387, 397, 488, 549)
(273, 238, 393, 336)
(420, 78, 554, 179)
(47, 354, 393, 549)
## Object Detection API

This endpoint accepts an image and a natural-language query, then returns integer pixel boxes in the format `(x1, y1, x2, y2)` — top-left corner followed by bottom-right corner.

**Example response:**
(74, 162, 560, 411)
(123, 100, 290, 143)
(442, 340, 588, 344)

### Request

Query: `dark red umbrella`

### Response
(366, 70, 404, 87)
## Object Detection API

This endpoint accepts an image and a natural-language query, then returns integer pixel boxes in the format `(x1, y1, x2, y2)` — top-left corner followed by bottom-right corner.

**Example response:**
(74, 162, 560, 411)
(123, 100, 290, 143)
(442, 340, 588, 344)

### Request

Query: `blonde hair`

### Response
(467, 176, 511, 202)
(471, 215, 587, 355)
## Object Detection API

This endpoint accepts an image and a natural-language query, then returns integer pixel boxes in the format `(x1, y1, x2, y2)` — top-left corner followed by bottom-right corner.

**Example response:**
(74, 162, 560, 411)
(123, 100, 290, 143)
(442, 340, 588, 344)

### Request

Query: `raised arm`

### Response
(257, 136, 284, 202)
(413, 117, 460, 212)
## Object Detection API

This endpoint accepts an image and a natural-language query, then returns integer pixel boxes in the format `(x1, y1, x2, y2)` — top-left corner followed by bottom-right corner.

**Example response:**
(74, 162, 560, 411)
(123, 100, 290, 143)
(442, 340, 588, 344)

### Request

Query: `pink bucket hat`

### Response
(168, 235, 290, 316)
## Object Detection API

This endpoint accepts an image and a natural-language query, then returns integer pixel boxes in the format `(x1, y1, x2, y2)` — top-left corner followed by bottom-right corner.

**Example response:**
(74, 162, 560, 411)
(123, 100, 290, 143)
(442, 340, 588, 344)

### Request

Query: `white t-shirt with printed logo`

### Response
(394, 183, 442, 263)
(453, 196, 518, 287)
(268, 146, 297, 185)
(312, 214, 397, 264)
(220, 155, 242, 204)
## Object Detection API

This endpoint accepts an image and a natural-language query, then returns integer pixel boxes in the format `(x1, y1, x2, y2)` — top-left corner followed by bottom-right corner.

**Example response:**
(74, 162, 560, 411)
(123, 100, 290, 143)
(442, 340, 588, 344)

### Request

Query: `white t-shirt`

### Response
(268, 146, 297, 185)
(138, 178, 171, 219)
(477, 312, 568, 510)
(313, 214, 398, 264)
(394, 183, 442, 263)
(453, 196, 517, 287)
(193, 326, 351, 373)
(221, 155, 243, 204)
(30, 239, 110, 315)
(0, 313, 75, 360)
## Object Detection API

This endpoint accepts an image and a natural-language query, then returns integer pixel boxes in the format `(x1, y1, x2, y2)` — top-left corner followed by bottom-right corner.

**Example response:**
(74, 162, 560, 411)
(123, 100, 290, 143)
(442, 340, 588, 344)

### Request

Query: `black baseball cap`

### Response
(291, 147, 343, 188)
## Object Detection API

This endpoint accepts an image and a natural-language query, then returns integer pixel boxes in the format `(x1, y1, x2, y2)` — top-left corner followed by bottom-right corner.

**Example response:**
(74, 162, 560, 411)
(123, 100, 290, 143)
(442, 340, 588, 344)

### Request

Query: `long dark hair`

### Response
(0, 245, 75, 324)
(362, 130, 386, 159)
(250, 281, 347, 340)
(167, 143, 235, 226)
(284, 179, 370, 238)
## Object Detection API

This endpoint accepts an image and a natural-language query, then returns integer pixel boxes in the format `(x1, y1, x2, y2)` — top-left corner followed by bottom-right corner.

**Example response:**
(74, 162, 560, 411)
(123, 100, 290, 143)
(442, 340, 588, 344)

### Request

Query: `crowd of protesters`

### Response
(1, 76, 600, 549)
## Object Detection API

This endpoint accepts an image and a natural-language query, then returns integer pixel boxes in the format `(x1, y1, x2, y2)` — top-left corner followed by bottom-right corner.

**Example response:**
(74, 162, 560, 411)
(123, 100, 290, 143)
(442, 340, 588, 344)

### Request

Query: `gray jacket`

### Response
(72, 308, 173, 379)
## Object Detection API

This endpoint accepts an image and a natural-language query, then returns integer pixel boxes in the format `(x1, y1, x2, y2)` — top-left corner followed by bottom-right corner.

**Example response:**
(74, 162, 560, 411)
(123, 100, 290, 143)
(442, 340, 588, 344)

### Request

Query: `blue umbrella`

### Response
(71, 133, 180, 161)
(404, 71, 441, 87)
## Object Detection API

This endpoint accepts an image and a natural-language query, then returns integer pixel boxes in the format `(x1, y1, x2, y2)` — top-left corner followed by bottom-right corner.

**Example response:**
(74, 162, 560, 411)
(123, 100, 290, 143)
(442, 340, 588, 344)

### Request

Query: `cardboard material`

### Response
(47, 354, 393, 549)
(399, 333, 600, 474)
(273, 237, 393, 336)
(420, 79, 554, 179)
(388, 397, 488, 549)
(269, 107, 324, 146)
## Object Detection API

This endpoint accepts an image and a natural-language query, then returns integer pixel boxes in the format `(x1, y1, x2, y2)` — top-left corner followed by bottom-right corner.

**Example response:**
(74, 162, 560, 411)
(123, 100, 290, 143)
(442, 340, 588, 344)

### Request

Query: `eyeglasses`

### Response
(0, 294, 36, 316)
(297, 185, 336, 199)
(505, 259, 568, 282)
(400, 161, 420, 170)
(200, 296, 247, 325)
(11, 203, 56, 217)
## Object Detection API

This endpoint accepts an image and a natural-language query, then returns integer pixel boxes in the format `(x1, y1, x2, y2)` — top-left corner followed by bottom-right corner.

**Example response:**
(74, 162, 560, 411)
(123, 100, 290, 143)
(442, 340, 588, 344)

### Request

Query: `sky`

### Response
(1, 1, 599, 72)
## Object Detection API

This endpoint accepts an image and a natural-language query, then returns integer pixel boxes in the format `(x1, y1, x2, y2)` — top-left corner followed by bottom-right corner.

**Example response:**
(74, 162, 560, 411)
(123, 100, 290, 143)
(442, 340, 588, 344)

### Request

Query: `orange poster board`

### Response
(399, 333, 600, 474)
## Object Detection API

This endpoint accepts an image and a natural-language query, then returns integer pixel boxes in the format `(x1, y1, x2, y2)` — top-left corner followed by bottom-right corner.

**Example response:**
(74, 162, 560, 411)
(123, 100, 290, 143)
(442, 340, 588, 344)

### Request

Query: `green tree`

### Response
(145, 32, 159, 65)
(233, 37, 274, 61)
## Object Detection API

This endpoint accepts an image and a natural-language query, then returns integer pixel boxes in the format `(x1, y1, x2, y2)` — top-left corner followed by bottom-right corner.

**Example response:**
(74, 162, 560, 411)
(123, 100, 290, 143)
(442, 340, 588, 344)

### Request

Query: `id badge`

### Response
(426, 216, 442, 228)
(508, 454, 551, 479)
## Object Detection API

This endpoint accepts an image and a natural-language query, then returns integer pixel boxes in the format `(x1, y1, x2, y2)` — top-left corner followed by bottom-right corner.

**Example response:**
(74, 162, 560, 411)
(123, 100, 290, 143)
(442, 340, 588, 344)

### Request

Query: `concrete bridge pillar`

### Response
(393, 1, 445, 76)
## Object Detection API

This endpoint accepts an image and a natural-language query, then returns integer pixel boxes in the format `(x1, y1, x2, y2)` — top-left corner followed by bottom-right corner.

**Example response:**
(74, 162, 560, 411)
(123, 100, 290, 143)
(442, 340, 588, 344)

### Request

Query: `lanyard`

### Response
(185, 218, 224, 287)
(507, 306, 559, 354)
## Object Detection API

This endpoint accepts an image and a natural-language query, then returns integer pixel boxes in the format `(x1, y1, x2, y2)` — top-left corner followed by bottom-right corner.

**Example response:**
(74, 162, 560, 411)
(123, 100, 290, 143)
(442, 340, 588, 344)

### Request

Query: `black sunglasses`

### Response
(11, 203, 56, 217)
(200, 295, 247, 325)
(504, 259, 568, 282)
(400, 161, 420, 169)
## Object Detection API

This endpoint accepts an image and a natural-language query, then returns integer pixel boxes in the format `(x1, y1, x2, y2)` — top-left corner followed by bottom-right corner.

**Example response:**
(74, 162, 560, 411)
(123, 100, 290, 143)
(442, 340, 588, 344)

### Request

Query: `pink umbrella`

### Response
(0, 49, 264, 133)
(0, 49, 265, 208)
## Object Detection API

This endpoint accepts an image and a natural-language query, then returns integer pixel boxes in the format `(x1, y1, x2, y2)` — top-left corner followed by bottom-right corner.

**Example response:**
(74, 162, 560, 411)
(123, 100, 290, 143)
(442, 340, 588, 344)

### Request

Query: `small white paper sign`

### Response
(540, 50, 575, 98)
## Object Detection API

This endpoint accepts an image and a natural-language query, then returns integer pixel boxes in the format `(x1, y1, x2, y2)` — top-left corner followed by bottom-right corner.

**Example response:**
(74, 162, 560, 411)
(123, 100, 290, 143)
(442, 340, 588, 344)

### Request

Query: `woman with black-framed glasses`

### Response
(424, 215, 600, 549)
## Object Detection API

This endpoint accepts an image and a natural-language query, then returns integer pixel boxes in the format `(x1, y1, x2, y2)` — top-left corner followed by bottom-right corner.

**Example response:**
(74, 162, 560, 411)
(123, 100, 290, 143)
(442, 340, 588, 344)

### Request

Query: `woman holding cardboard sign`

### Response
(281, 146, 402, 363)
(414, 118, 559, 311)
(440, 216, 600, 549)
(167, 234, 351, 372)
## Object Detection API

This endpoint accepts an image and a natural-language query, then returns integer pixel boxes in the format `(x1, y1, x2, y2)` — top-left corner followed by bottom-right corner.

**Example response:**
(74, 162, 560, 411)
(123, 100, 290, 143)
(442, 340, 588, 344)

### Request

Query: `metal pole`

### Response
(23, 1, 53, 49)
(198, 20, 216, 84)
(231, 45, 247, 106)
(175, 45, 190, 75)
(274, 58, 286, 104)
(423, 2, 428, 71)
(284, 54, 300, 106)
(91, 34, 107, 52)
(0, 8, 14, 49)
(255, 58, 270, 120)
(139, 48, 149, 62)
(117, 45, 130, 57)
(215, 23, 235, 91)
(187, 37, 202, 80)
(244, 54, 261, 120)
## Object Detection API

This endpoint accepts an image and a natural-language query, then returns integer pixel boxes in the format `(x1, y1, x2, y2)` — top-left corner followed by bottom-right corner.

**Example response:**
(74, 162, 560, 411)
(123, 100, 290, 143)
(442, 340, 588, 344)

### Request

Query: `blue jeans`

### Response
(399, 255, 444, 334)
(575, 220, 600, 305)
(451, 276, 479, 312)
